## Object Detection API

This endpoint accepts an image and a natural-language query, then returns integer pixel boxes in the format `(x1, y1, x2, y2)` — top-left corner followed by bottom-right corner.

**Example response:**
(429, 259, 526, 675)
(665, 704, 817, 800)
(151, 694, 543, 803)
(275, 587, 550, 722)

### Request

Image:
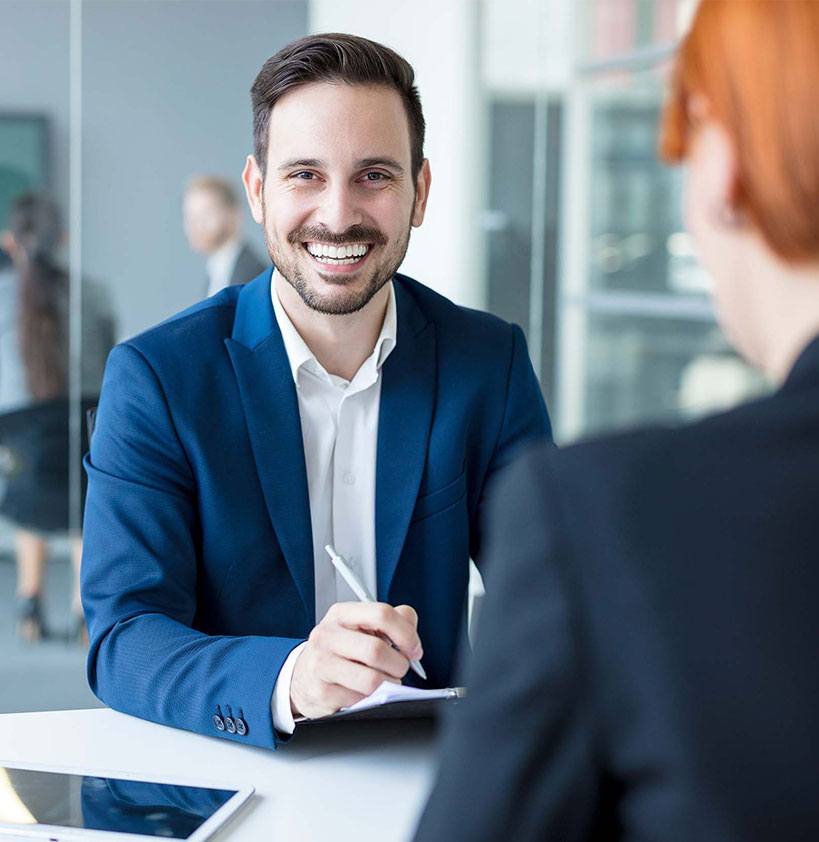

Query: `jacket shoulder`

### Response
(122, 287, 240, 363)
(395, 273, 519, 341)
(524, 389, 782, 507)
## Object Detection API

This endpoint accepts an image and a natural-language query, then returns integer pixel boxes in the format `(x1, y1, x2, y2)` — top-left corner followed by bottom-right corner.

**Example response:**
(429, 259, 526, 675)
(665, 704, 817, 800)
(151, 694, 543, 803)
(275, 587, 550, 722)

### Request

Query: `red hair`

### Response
(660, 0, 819, 262)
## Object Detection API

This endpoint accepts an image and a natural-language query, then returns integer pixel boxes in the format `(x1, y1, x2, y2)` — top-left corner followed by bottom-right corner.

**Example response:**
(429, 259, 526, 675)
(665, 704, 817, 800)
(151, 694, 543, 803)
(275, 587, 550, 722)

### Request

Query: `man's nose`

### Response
(314, 182, 362, 233)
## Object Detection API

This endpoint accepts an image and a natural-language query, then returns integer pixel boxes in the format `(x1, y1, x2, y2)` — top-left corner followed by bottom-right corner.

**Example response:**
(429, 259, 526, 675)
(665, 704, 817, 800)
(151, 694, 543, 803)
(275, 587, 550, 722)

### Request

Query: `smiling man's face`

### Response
(243, 81, 430, 315)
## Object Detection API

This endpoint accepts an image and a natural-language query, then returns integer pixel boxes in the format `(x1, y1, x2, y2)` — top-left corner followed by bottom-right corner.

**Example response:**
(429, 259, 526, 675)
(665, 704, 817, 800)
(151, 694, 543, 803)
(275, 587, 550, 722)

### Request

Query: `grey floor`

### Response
(0, 555, 103, 714)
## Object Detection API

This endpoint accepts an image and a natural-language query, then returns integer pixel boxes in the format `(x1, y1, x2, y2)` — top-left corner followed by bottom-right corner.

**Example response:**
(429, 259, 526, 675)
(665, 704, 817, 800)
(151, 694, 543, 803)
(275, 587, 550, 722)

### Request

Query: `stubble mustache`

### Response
(287, 224, 388, 247)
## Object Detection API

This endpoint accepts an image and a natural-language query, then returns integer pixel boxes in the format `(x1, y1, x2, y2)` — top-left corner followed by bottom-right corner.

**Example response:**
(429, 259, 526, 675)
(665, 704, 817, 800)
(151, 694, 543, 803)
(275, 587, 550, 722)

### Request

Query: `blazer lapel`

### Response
(376, 280, 436, 600)
(225, 272, 315, 622)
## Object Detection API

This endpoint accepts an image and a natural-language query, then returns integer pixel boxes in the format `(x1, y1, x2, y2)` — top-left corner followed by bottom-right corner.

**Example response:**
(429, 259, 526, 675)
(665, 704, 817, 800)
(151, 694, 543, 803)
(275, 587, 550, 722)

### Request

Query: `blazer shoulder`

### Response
(395, 273, 520, 343)
(525, 389, 783, 506)
(123, 287, 240, 363)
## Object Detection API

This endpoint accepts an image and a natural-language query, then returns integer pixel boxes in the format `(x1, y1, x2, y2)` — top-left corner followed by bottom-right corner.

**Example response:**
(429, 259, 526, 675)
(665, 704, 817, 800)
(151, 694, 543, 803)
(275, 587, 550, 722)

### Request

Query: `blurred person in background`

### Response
(182, 175, 265, 298)
(414, 2, 819, 840)
(0, 193, 114, 643)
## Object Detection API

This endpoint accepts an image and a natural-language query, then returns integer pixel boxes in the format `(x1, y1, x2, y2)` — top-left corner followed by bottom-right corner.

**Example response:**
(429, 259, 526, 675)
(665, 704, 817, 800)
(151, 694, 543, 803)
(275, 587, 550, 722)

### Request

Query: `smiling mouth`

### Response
(303, 241, 372, 267)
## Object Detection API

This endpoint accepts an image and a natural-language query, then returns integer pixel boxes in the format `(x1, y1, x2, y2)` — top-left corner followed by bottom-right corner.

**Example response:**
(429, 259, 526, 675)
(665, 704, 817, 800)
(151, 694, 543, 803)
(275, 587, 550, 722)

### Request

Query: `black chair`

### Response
(0, 397, 98, 533)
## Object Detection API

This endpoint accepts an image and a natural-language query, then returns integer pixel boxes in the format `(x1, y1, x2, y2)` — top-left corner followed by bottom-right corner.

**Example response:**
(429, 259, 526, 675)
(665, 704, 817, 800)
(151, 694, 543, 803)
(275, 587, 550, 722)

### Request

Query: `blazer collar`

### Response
(226, 268, 315, 622)
(229, 268, 277, 348)
(781, 331, 819, 393)
(375, 277, 436, 601)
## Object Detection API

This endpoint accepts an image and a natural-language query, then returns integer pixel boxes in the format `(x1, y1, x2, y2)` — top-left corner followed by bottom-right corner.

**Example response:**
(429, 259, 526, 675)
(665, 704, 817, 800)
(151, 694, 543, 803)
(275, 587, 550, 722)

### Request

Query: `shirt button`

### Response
(342, 471, 355, 485)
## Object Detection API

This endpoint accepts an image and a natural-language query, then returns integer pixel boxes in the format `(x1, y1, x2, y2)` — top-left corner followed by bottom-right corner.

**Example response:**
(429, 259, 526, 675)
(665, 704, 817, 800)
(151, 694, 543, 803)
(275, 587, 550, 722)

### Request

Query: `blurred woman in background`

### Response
(0, 193, 113, 643)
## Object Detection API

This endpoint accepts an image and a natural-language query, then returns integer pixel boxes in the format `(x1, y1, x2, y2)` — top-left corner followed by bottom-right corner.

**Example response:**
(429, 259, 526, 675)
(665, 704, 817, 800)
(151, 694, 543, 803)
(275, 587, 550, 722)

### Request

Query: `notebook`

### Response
(295, 681, 465, 725)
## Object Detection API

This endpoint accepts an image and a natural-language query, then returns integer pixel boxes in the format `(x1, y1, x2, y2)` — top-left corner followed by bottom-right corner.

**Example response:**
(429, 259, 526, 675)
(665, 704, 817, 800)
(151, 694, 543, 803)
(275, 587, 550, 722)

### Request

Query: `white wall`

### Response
(309, 0, 485, 309)
(482, 0, 572, 94)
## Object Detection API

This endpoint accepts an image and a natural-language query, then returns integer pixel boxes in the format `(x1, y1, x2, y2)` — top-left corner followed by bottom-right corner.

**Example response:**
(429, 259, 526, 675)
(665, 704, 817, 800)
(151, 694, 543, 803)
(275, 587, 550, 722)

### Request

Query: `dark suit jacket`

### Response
(228, 242, 265, 286)
(414, 336, 819, 842)
(82, 270, 551, 749)
(202, 243, 266, 297)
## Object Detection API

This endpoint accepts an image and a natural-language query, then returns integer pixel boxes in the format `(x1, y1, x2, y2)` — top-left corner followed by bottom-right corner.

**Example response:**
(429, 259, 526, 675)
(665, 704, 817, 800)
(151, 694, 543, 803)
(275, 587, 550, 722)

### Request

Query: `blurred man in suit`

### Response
(415, 2, 819, 840)
(182, 175, 265, 297)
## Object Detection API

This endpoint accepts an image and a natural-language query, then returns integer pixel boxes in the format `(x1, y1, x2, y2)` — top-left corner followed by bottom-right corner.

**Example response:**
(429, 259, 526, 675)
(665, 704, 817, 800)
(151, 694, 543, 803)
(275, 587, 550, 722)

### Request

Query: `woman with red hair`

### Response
(414, 3, 819, 840)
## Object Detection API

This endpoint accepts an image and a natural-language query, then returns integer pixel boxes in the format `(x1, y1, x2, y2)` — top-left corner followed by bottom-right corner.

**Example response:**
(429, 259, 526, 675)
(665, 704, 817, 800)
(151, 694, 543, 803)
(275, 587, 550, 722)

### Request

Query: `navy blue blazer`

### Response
(82, 270, 551, 749)
(415, 336, 819, 842)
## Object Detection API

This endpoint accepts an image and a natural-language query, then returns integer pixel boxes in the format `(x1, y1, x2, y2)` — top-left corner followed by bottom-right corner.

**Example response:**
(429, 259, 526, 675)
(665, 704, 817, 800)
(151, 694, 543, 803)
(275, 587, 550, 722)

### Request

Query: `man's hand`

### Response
(290, 602, 423, 719)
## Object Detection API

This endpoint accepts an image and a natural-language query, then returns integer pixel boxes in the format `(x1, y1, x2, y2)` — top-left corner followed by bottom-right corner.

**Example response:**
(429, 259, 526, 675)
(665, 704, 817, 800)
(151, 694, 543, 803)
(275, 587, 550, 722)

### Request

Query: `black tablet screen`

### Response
(0, 765, 236, 839)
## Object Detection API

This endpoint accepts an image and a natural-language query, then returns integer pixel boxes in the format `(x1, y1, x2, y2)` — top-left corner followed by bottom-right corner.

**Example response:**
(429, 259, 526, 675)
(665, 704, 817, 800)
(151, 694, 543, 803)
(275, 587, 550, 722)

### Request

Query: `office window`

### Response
(555, 0, 768, 440)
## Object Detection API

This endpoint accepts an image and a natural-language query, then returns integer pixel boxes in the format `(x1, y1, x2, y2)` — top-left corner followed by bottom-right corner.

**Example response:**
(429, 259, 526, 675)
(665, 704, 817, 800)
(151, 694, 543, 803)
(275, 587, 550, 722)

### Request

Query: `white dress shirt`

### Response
(205, 238, 241, 297)
(269, 271, 397, 734)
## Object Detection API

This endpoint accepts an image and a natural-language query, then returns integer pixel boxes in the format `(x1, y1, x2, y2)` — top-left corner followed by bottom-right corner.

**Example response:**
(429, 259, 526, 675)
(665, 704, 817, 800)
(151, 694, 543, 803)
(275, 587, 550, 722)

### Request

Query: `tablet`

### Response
(0, 761, 253, 841)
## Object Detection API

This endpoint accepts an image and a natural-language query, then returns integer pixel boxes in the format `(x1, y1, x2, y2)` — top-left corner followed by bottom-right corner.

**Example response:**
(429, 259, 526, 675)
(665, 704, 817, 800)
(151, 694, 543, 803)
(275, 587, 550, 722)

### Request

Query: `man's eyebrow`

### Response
(357, 157, 405, 174)
(277, 158, 325, 172)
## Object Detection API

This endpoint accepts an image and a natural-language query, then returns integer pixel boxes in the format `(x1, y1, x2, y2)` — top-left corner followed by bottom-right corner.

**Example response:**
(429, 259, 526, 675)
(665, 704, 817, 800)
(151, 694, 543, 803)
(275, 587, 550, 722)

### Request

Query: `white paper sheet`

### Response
(340, 681, 459, 714)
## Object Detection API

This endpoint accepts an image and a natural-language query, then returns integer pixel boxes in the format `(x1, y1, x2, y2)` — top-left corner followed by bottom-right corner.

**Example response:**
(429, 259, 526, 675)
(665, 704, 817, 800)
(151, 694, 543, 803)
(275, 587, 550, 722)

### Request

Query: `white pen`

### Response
(325, 544, 427, 681)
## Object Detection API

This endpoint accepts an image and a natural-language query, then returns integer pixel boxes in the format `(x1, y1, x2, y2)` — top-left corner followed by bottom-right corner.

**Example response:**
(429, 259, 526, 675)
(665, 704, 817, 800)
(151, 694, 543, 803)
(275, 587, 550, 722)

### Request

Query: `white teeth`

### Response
(305, 242, 370, 262)
(313, 255, 361, 265)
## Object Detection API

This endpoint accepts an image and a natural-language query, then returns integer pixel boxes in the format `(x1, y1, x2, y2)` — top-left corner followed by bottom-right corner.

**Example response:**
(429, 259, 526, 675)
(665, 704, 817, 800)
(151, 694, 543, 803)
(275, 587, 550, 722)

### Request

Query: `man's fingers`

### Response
(318, 654, 399, 697)
(295, 603, 422, 720)
(394, 604, 418, 627)
(322, 683, 365, 713)
(330, 602, 423, 659)
(326, 625, 410, 679)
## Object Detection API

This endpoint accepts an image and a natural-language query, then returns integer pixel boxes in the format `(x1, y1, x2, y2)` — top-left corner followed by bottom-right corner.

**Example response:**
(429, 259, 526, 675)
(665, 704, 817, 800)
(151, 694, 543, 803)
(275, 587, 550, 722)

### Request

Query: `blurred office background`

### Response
(0, 0, 766, 714)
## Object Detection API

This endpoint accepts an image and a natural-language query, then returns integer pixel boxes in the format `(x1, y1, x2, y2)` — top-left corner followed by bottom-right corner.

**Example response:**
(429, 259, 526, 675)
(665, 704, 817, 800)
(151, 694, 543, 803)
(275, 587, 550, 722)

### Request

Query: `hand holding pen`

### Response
(325, 545, 427, 681)
(288, 546, 426, 721)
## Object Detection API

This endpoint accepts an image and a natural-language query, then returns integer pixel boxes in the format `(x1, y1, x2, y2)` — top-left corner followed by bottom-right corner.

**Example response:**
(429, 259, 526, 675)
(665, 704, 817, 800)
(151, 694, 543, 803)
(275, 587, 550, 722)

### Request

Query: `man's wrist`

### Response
(270, 641, 308, 735)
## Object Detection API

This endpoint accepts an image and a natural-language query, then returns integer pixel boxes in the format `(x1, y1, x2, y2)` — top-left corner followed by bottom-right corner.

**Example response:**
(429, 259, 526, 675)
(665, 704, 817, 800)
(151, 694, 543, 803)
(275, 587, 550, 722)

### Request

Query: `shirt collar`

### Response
(270, 269, 397, 386)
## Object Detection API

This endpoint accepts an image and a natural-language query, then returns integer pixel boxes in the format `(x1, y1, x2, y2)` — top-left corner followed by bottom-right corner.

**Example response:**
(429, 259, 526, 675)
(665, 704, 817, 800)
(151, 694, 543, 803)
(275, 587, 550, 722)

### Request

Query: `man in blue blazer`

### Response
(81, 33, 551, 749)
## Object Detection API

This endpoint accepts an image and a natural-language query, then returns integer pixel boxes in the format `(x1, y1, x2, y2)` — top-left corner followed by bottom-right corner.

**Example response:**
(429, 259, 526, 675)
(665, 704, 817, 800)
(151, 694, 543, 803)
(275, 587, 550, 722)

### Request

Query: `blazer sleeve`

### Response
(471, 323, 552, 564)
(81, 343, 303, 750)
(413, 452, 598, 842)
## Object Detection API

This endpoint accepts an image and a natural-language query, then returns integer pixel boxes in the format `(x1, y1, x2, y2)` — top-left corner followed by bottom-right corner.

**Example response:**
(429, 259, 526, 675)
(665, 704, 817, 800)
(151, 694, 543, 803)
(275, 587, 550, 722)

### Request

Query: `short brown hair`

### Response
(250, 33, 425, 180)
(185, 175, 239, 209)
(660, 0, 819, 263)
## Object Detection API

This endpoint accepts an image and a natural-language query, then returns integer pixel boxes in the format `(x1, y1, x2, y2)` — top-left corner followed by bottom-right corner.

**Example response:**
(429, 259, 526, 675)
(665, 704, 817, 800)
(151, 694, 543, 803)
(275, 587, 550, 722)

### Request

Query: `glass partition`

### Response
(0, 0, 84, 714)
(1, 0, 308, 715)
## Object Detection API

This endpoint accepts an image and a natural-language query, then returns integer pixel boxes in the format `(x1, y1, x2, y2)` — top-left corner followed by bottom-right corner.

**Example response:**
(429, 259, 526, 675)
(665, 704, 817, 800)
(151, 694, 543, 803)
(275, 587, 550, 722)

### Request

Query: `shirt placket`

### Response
(331, 387, 363, 605)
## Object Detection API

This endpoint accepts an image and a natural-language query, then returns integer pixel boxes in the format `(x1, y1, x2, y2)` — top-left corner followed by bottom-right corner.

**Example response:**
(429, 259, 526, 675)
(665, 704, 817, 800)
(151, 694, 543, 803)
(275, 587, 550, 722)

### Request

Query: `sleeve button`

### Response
(212, 714, 225, 731)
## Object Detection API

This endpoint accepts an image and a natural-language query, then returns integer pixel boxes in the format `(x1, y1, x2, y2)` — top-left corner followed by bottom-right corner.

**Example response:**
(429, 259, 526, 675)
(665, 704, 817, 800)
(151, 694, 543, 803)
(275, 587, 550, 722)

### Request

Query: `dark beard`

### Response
(262, 214, 412, 316)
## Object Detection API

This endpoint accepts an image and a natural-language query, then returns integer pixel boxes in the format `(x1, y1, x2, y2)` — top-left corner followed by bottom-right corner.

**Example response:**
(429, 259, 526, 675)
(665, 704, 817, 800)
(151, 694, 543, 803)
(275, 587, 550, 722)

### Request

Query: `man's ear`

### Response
(242, 155, 265, 224)
(411, 159, 432, 228)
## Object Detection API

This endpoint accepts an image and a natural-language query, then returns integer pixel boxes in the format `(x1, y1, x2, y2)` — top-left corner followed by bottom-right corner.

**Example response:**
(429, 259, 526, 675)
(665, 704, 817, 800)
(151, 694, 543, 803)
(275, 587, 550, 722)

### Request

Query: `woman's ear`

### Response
(707, 121, 744, 225)
(690, 115, 744, 229)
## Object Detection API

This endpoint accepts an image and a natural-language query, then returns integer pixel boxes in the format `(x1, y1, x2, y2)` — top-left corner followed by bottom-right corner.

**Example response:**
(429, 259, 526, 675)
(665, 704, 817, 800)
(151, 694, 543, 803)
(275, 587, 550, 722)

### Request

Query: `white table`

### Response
(0, 708, 440, 841)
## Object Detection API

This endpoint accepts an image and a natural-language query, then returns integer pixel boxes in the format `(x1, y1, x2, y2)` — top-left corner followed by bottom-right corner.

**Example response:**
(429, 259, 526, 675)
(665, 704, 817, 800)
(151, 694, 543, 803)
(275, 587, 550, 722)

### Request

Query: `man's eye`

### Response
(364, 171, 388, 182)
(293, 171, 316, 180)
